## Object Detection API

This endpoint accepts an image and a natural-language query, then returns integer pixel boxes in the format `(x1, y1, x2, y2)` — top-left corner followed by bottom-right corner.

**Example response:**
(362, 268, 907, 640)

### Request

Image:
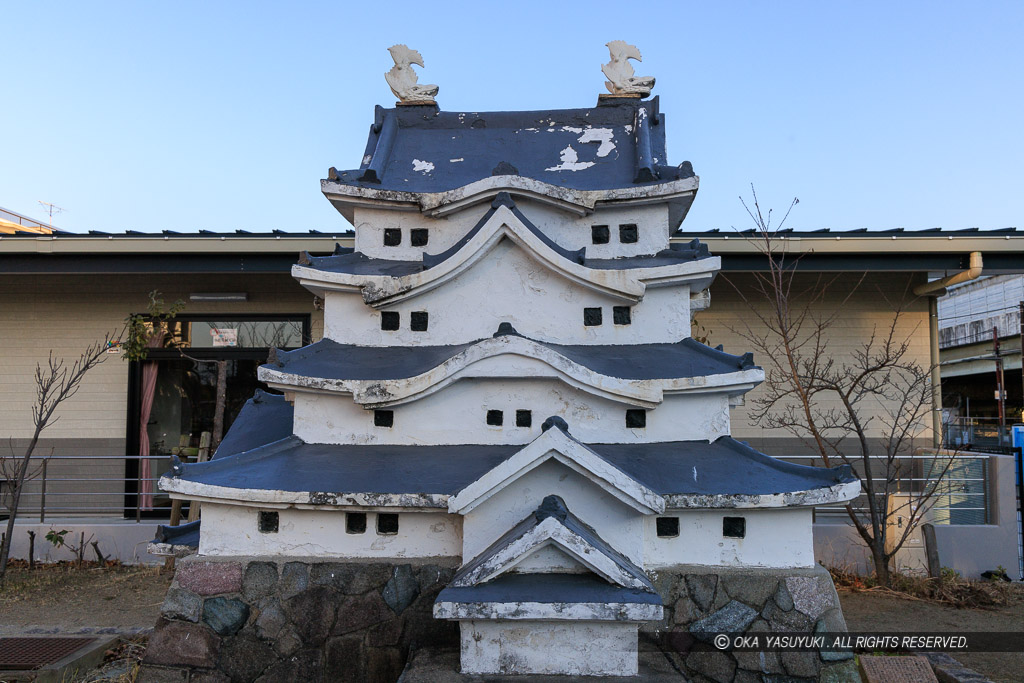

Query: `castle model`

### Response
(156, 44, 859, 679)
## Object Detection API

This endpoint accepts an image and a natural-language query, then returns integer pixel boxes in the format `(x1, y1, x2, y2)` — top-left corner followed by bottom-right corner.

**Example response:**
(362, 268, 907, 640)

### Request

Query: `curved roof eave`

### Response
(321, 175, 699, 224)
(257, 335, 765, 409)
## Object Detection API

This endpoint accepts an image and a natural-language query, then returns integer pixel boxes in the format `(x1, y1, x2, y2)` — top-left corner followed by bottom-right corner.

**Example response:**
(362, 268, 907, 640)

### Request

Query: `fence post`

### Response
(39, 459, 47, 523)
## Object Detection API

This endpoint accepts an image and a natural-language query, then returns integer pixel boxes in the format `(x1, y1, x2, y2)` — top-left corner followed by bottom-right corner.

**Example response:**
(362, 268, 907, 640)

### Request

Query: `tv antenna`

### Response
(37, 201, 65, 229)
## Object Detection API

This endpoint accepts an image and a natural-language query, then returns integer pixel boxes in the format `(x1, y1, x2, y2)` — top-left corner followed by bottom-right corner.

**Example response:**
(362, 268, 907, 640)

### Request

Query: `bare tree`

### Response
(717, 188, 957, 586)
(0, 334, 117, 583)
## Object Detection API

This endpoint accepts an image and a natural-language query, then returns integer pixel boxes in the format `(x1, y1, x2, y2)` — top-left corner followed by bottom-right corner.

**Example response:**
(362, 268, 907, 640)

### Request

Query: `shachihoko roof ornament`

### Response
(385, 44, 438, 104)
(602, 40, 655, 97)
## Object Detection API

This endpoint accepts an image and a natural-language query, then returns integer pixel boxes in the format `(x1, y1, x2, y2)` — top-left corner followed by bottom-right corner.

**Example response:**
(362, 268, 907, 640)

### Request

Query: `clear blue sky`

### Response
(2, 1, 1021, 234)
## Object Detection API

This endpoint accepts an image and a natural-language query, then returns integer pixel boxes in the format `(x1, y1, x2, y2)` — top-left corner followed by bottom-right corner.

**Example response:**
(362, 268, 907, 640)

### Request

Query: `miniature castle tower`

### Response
(160, 47, 859, 678)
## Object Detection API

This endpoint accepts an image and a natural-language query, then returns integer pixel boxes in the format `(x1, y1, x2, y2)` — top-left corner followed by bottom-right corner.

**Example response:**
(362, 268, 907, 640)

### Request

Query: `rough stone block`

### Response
(202, 597, 251, 637)
(860, 655, 939, 683)
(324, 636, 364, 683)
(672, 596, 700, 625)
(721, 573, 778, 608)
(178, 561, 243, 596)
(366, 618, 403, 647)
(690, 600, 758, 640)
(273, 626, 303, 657)
(284, 585, 340, 645)
(382, 564, 420, 614)
(773, 581, 794, 612)
(366, 646, 405, 683)
(786, 575, 835, 619)
(254, 598, 287, 640)
(145, 618, 221, 669)
(279, 562, 309, 600)
(734, 647, 783, 676)
(687, 650, 737, 683)
(331, 591, 392, 636)
(136, 665, 189, 683)
(162, 587, 202, 623)
(242, 562, 279, 601)
(188, 672, 230, 683)
(762, 598, 812, 632)
(255, 647, 323, 683)
(781, 649, 821, 678)
(311, 562, 390, 595)
(216, 632, 279, 682)
(820, 659, 863, 683)
(685, 574, 718, 611)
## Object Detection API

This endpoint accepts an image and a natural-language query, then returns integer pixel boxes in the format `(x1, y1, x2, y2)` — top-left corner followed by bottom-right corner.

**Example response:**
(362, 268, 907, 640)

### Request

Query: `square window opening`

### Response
(486, 409, 504, 426)
(723, 516, 746, 539)
(626, 409, 647, 428)
(516, 410, 532, 428)
(656, 517, 679, 538)
(381, 311, 400, 331)
(258, 510, 279, 534)
(383, 229, 402, 246)
(346, 512, 367, 534)
(410, 311, 429, 331)
(591, 225, 610, 245)
(583, 307, 603, 327)
(374, 410, 394, 428)
(377, 513, 399, 535)
(613, 306, 632, 325)
(619, 224, 638, 244)
(410, 228, 429, 247)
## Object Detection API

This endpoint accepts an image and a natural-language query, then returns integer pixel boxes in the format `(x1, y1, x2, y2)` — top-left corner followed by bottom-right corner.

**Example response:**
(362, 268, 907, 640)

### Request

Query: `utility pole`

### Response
(994, 326, 1006, 445)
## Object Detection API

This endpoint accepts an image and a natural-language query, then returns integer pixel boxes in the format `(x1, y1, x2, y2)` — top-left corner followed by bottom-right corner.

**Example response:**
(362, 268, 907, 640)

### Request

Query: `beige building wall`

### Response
(695, 272, 932, 457)
(0, 272, 323, 518)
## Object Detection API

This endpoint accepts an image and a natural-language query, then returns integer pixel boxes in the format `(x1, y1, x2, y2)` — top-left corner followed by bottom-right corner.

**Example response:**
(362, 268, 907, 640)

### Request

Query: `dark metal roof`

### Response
(267, 331, 756, 383)
(167, 435, 851, 499)
(325, 97, 692, 193)
(213, 390, 294, 460)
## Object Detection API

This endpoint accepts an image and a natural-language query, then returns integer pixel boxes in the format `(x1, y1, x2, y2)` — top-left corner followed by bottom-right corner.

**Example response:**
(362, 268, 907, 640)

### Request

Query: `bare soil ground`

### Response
(839, 585, 1024, 683)
(0, 563, 171, 634)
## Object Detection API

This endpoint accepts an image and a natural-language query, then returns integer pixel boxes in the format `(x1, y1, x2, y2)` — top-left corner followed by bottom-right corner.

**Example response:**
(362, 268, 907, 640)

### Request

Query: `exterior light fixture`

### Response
(189, 292, 248, 302)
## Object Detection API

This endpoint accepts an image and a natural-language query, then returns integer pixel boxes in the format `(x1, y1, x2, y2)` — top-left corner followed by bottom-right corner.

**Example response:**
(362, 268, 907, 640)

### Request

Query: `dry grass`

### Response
(828, 564, 1014, 609)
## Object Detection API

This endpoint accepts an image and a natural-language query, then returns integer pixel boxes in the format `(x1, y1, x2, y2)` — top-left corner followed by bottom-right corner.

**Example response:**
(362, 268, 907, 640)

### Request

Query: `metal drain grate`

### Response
(0, 636, 98, 670)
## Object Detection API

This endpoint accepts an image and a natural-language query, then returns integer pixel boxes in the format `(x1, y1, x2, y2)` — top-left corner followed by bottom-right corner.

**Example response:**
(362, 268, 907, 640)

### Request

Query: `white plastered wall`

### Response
(460, 620, 639, 677)
(292, 379, 732, 446)
(461, 459, 644, 565)
(644, 508, 815, 569)
(198, 503, 462, 558)
(323, 241, 692, 346)
(352, 200, 669, 262)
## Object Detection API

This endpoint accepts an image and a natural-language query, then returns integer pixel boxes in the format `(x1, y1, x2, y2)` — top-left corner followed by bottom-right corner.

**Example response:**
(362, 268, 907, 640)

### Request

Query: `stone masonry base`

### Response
(139, 558, 858, 683)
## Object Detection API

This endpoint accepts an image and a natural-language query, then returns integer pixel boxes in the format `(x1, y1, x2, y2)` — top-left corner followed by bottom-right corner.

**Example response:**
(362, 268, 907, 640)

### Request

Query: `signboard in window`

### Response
(210, 327, 238, 347)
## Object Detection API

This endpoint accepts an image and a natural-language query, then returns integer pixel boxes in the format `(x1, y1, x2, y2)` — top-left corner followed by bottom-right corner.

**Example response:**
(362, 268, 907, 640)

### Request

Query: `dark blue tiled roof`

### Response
(167, 436, 852, 498)
(266, 333, 756, 383)
(325, 97, 694, 193)
(214, 390, 294, 460)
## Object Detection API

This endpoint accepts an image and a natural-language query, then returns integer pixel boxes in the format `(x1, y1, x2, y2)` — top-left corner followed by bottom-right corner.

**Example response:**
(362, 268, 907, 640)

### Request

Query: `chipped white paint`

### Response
(578, 128, 615, 157)
(643, 508, 816, 569)
(545, 145, 595, 172)
(412, 159, 435, 173)
(450, 426, 663, 515)
(449, 158, 464, 163)
(197, 503, 461, 557)
(435, 601, 660, 622)
(458, 621, 640, 676)
(385, 44, 438, 103)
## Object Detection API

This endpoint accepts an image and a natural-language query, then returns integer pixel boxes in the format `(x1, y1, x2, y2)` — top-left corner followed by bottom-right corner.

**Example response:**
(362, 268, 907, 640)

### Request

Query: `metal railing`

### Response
(784, 452, 991, 525)
(943, 417, 1014, 449)
(1, 454, 173, 522)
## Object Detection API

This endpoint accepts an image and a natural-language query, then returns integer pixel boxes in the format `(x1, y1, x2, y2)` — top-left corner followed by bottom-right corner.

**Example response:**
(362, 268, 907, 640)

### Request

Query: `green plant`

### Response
(122, 290, 185, 362)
